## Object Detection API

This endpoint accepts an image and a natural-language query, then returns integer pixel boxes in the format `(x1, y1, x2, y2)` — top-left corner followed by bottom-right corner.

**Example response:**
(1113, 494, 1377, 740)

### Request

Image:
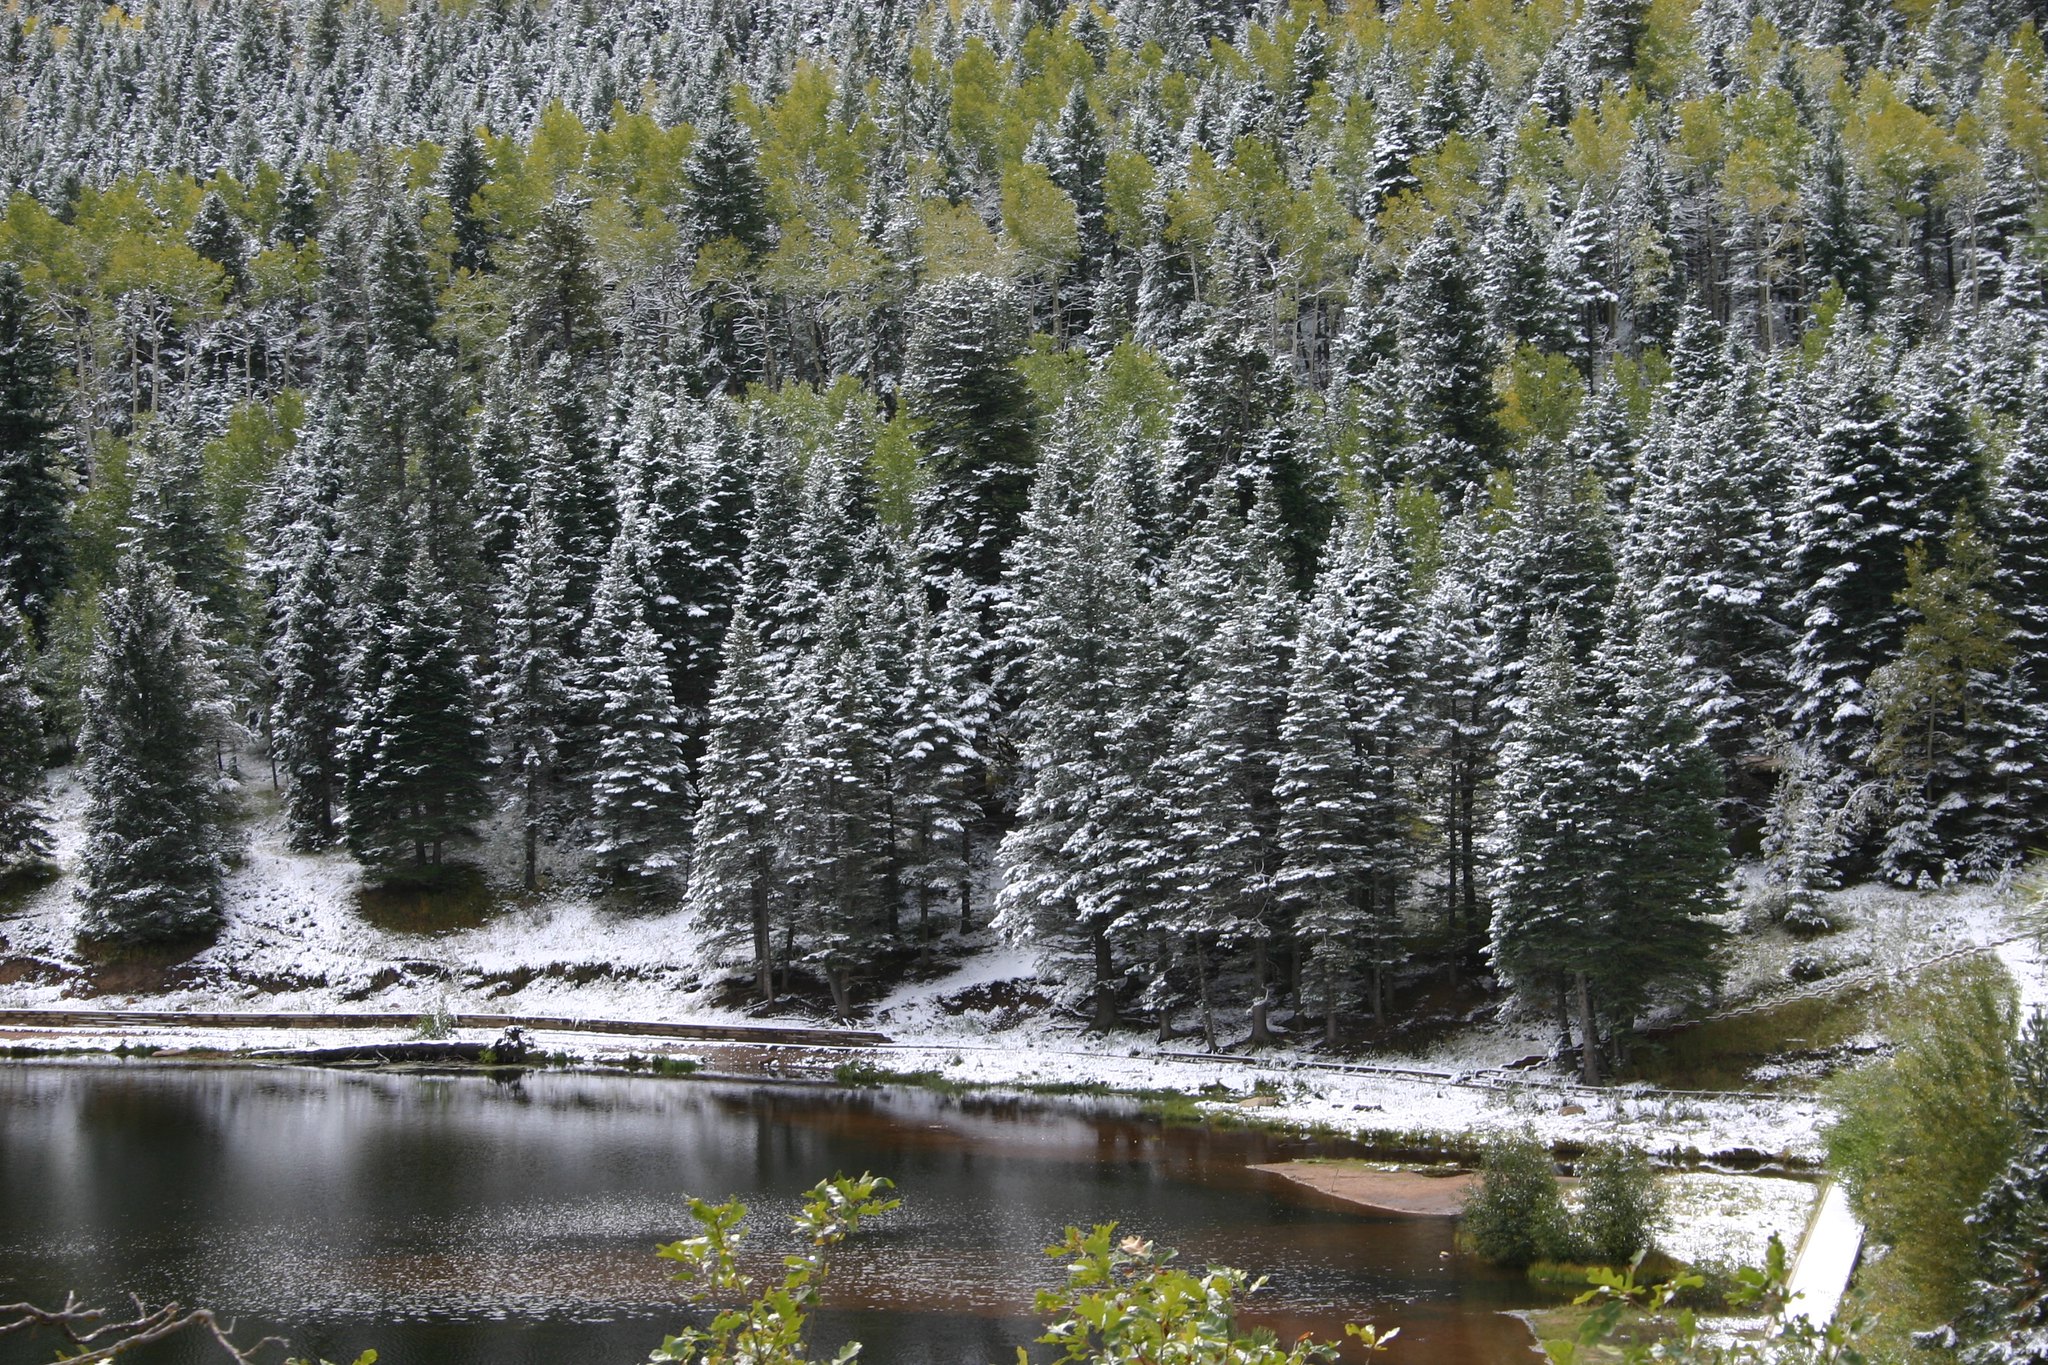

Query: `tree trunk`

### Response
(1575, 972, 1601, 1086)
(1197, 942, 1216, 1053)
(752, 881, 774, 1004)
(958, 828, 974, 933)
(828, 968, 851, 1022)
(1323, 932, 1338, 1045)
(1091, 922, 1118, 1032)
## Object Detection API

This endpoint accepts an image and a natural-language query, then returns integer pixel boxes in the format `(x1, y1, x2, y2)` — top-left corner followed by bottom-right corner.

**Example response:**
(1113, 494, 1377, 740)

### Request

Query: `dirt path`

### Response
(1251, 1161, 1477, 1216)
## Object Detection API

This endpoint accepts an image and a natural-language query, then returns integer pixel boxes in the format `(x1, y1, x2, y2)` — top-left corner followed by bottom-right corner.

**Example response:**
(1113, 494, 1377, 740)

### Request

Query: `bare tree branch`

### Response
(0, 1294, 289, 1364)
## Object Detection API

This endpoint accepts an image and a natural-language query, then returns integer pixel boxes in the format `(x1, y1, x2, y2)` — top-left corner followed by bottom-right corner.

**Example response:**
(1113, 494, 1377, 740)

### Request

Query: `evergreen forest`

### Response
(0, 0, 2046, 1081)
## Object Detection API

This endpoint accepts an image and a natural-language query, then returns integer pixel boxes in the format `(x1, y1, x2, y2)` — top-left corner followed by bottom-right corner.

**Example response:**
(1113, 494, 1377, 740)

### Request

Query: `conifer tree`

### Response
(683, 99, 774, 258)
(77, 552, 232, 944)
(1596, 618, 1731, 1025)
(186, 190, 247, 295)
(0, 262, 66, 631)
(268, 526, 348, 850)
(1416, 507, 1495, 940)
(1275, 588, 1370, 1043)
(1629, 352, 1791, 801)
(1869, 514, 2019, 881)
(1393, 225, 1505, 489)
(997, 466, 1162, 1030)
(512, 196, 607, 372)
(0, 609, 49, 871)
(1157, 565, 1292, 1051)
(590, 615, 695, 896)
(905, 275, 1038, 599)
(894, 590, 983, 950)
(1956, 1010, 2048, 1365)
(345, 542, 491, 871)
(367, 204, 437, 358)
(1488, 620, 1614, 1080)
(1786, 332, 1917, 771)
(776, 596, 891, 1019)
(1329, 511, 1422, 1024)
(126, 421, 240, 628)
(493, 502, 574, 891)
(438, 130, 493, 273)
(689, 608, 786, 1002)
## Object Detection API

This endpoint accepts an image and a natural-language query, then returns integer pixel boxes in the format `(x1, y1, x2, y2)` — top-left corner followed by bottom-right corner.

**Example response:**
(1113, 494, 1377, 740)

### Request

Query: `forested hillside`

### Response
(0, 0, 2044, 1077)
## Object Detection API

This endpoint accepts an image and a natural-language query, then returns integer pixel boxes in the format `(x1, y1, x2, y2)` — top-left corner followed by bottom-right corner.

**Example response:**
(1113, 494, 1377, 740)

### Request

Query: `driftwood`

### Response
(0, 1291, 290, 1363)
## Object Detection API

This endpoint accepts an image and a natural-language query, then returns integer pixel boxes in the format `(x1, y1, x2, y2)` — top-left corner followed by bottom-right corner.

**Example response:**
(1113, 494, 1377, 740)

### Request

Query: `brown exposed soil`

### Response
(939, 979, 1053, 1028)
(74, 940, 212, 996)
(0, 956, 71, 988)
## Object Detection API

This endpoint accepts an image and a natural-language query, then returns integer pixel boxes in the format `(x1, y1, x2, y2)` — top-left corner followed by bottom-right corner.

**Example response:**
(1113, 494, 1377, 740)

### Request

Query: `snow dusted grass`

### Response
(1656, 1172, 1819, 1272)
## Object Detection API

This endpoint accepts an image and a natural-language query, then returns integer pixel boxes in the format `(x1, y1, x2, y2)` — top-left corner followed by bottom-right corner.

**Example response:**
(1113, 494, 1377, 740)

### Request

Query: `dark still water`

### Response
(0, 1063, 1542, 1365)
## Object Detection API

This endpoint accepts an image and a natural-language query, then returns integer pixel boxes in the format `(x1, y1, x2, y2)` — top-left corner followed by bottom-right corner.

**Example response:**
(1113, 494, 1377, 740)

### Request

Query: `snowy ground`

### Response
(1657, 1172, 1819, 1271)
(3, 768, 2043, 1169)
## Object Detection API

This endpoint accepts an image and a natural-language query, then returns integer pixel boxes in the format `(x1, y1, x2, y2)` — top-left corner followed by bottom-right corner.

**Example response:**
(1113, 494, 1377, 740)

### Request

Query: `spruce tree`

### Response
(1275, 588, 1371, 1043)
(590, 615, 695, 897)
(1956, 1010, 2048, 1365)
(126, 421, 240, 627)
(1487, 620, 1614, 1081)
(77, 552, 232, 944)
(688, 608, 786, 1001)
(1629, 353, 1791, 805)
(683, 98, 774, 258)
(1785, 332, 1916, 772)
(0, 609, 50, 871)
(1393, 224, 1506, 489)
(905, 275, 1039, 601)
(493, 502, 574, 892)
(438, 129, 493, 273)
(1157, 566, 1292, 1052)
(1597, 618, 1731, 1026)
(512, 196, 607, 372)
(893, 590, 983, 952)
(1869, 514, 2019, 882)
(997, 464, 1162, 1030)
(0, 262, 69, 632)
(775, 596, 891, 1020)
(268, 526, 348, 850)
(1328, 510, 1422, 1025)
(1416, 507, 1495, 941)
(345, 542, 492, 872)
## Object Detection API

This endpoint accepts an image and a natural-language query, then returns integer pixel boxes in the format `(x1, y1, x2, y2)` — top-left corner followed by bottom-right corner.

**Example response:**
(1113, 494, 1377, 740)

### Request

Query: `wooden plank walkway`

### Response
(0, 1008, 889, 1050)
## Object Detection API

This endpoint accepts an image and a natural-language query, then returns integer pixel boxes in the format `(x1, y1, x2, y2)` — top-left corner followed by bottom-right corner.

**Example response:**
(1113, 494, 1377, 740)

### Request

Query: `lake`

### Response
(0, 1062, 1543, 1364)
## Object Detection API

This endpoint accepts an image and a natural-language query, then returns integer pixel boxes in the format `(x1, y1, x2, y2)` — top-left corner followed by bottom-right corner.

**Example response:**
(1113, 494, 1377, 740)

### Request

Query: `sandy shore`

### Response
(1251, 1161, 1478, 1216)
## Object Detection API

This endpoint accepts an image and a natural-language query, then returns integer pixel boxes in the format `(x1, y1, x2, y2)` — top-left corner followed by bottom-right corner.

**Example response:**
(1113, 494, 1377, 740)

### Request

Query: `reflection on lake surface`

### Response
(0, 1063, 1542, 1365)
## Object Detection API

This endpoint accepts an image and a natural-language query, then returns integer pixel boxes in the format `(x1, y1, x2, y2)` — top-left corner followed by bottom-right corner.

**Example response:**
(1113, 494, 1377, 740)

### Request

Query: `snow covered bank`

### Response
(3, 782, 2042, 1167)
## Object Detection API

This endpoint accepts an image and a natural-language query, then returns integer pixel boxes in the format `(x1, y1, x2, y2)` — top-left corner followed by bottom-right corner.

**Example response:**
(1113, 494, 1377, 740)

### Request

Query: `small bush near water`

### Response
(1462, 1134, 1665, 1270)
(1464, 1133, 1573, 1266)
(1571, 1142, 1666, 1266)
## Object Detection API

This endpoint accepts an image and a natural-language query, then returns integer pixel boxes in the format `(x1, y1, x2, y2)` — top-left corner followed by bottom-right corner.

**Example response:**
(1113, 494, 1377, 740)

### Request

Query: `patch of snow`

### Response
(1657, 1172, 1819, 1271)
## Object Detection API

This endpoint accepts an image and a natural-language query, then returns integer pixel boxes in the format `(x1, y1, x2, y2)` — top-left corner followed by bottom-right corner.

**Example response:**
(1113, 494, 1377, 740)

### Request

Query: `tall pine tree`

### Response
(78, 552, 232, 944)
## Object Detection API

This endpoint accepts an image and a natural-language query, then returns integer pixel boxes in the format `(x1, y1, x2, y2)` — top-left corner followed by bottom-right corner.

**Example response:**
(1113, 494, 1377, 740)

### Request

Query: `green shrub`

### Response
(1825, 957, 2020, 1330)
(1463, 1132, 1571, 1267)
(1569, 1143, 1664, 1265)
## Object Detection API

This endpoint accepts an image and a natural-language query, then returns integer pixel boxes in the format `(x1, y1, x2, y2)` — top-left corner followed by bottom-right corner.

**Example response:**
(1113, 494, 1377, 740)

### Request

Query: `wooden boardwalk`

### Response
(0, 1007, 889, 1050)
